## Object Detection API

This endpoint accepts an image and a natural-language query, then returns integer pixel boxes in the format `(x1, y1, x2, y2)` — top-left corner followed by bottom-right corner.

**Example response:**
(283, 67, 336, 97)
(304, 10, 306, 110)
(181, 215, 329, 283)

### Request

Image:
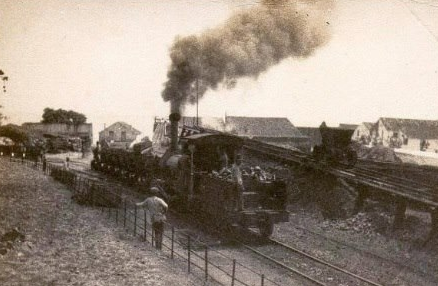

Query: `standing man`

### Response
(216, 146, 229, 173)
(231, 155, 245, 211)
(136, 187, 168, 250)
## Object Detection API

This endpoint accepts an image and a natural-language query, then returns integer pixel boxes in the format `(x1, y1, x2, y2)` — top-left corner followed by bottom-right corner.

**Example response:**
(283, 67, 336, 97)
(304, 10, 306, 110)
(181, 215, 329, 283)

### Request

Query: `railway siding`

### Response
(243, 139, 438, 235)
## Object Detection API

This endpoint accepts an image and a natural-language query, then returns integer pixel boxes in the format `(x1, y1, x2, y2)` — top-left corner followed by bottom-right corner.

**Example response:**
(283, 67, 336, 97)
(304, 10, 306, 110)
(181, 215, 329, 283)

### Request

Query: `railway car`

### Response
(91, 147, 159, 186)
(313, 122, 357, 167)
(91, 114, 289, 237)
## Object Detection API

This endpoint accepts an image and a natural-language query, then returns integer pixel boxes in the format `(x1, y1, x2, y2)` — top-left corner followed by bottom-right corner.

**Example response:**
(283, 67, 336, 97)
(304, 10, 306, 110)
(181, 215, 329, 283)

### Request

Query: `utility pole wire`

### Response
(396, 0, 438, 45)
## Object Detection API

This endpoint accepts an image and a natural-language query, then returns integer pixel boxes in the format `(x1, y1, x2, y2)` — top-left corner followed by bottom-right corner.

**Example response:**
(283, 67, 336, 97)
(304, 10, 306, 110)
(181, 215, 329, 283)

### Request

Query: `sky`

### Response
(0, 0, 437, 140)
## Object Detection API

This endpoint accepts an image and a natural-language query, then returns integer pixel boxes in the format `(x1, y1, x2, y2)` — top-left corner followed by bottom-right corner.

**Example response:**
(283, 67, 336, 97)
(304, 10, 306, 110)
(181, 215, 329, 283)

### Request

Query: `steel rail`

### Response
(268, 238, 384, 286)
(240, 243, 327, 286)
(328, 168, 438, 207)
(338, 167, 435, 198)
(292, 225, 438, 282)
(352, 165, 436, 190)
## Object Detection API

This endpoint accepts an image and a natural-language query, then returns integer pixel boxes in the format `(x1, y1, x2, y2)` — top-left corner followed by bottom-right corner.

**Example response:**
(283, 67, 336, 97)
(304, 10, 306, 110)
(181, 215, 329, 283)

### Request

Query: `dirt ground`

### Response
(0, 158, 199, 286)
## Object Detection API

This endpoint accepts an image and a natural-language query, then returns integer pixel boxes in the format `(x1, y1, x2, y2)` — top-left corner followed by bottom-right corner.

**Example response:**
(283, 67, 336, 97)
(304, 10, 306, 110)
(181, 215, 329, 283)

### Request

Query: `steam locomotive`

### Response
(312, 122, 358, 167)
(91, 113, 289, 237)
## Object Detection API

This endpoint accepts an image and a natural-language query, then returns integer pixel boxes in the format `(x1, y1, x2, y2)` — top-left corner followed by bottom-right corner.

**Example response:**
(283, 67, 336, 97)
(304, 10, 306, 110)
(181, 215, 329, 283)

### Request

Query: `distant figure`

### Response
(231, 155, 245, 211)
(93, 141, 101, 161)
(136, 187, 168, 250)
(64, 157, 70, 170)
(217, 146, 229, 173)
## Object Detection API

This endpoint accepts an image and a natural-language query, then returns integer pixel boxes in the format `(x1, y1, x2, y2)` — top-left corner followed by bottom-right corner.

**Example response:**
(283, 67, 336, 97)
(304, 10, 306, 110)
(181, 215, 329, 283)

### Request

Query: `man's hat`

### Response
(150, 187, 160, 195)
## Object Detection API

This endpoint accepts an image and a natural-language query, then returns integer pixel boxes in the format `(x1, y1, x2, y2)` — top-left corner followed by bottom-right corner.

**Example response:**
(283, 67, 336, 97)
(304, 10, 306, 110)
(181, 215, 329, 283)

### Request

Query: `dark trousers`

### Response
(153, 221, 164, 249)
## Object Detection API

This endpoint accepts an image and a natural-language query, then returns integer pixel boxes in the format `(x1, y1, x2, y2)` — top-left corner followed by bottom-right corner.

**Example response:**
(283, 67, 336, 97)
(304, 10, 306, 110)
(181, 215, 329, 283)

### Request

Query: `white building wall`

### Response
(352, 124, 371, 143)
(428, 140, 438, 152)
(377, 120, 391, 146)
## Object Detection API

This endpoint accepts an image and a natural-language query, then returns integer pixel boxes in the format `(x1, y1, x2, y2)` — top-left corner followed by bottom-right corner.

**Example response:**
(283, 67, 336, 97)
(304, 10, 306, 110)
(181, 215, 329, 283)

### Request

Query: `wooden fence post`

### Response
(123, 199, 127, 228)
(100, 187, 104, 213)
(188, 235, 191, 273)
(261, 274, 264, 286)
(171, 227, 174, 259)
(152, 225, 155, 247)
(91, 182, 96, 207)
(205, 246, 208, 280)
(144, 210, 147, 242)
(116, 204, 119, 225)
(134, 204, 137, 236)
(231, 259, 236, 286)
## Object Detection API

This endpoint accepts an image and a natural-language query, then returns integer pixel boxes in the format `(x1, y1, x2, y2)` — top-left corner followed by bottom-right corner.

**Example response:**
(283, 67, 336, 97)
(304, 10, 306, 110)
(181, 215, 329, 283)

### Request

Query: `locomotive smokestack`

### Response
(169, 101, 181, 152)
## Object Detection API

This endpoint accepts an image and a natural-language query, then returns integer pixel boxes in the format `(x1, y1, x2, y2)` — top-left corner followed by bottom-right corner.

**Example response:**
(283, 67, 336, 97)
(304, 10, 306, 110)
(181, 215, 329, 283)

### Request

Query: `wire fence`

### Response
(5, 155, 284, 286)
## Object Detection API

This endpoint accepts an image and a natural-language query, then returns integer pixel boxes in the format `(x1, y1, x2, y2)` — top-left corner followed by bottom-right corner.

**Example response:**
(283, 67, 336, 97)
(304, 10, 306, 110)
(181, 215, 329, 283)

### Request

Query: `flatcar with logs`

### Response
(312, 122, 358, 167)
(91, 113, 289, 237)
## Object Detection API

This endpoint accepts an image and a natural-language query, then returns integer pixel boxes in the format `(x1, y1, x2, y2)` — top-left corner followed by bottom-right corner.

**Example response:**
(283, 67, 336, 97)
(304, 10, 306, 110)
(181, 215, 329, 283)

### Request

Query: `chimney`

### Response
(169, 112, 181, 152)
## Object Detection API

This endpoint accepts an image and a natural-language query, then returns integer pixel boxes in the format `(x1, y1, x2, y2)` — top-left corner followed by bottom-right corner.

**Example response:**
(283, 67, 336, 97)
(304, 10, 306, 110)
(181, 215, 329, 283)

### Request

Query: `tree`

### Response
(0, 105, 6, 126)
(0, 124, 29, 143)
(41, 108, 87, 125)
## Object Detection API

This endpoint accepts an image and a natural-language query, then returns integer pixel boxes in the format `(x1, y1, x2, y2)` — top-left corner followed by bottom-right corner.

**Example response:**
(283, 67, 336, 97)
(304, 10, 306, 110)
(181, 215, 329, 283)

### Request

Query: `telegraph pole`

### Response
(196, 78, 199, 126)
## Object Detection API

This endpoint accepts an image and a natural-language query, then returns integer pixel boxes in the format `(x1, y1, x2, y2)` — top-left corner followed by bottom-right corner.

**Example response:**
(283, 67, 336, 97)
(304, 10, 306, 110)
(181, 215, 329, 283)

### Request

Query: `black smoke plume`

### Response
(162, 0, 332, 113)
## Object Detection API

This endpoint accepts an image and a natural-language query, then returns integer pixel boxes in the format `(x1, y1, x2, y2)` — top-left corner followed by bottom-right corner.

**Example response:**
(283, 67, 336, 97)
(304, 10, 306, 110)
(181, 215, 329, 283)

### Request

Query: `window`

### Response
(121, 131, 127, 141)
(109, 131, 114, 140)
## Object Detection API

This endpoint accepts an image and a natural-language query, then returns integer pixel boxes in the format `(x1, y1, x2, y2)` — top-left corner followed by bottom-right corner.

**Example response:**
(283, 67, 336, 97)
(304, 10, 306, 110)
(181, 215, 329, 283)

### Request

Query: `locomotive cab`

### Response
(168, 132, 289, 237)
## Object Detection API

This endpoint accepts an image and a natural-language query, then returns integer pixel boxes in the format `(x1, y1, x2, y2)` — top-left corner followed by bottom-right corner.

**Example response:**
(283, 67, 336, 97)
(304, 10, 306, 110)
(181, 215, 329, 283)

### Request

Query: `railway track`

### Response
(175, 212, 384, 286)
(353, 164, 435, 190)
(290, 225, 438, 283)
(345, 166, 437, 199)
(237, 234, 383, 286)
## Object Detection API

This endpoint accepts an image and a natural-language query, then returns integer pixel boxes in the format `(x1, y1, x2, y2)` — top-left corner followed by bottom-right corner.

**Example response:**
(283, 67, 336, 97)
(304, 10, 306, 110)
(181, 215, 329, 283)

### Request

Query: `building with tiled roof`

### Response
(179, 116, 226, 132)
(224, 116, 309, 151)
(375, 117, 438, 152)
(99, 122, 141, 149)
(338, 123, 359, 130)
